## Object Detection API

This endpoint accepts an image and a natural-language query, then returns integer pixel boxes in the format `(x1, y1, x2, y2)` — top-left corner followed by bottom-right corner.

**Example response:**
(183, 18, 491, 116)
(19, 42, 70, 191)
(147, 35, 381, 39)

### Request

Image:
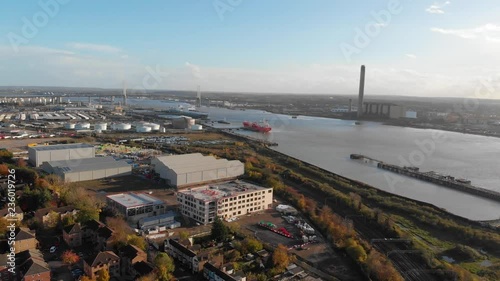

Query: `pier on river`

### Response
(350, 154, 500, 202)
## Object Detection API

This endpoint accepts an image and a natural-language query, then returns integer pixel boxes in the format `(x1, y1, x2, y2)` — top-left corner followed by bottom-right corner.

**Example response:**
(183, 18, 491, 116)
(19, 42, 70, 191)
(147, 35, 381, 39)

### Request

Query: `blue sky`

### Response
(1, 0, 499, 97)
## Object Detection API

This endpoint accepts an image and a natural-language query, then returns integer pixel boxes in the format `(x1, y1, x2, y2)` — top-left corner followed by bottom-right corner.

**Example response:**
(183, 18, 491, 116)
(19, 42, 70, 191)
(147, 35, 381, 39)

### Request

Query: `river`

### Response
(199, 107, 500, 221)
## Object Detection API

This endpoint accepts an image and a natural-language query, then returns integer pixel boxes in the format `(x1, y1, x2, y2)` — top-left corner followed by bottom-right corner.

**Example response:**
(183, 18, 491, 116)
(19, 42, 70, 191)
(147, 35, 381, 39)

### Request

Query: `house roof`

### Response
(85, 251, 120, 267)
(0, 206, 22, 217)
(133, 261, 154, 276)
(97, 226, 113, 239)
(121, 244, 145, 260)
(63, 223, 81, 234)
(204, 262, 238, 281)
(16, 249, 49, 277)
(168, 239, 196, 258)
(83, 219, 104, 231)
(35, 205, 77, 220)
(15, 227, 36, 241)
(29, 143, 94, 151)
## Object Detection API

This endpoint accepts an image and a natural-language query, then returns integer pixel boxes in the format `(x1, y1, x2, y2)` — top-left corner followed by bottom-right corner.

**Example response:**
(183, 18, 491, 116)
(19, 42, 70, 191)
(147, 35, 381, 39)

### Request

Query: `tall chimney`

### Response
(357, 65, 365, 118)
(123, 81, 127, 106)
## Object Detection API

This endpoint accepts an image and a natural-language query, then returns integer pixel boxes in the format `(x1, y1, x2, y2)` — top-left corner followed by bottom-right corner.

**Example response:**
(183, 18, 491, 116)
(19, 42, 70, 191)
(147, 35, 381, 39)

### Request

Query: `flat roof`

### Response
(107, 192, 164, 208)
(154, 153, 243, 174)
(178, 180, 271, 202)
(30, 143, 94, 151)
(46, 157, 131, 173)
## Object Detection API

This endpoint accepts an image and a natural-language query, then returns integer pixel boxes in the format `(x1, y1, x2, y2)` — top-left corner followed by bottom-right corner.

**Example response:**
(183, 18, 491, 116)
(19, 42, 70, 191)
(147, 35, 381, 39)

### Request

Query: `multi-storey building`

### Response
(177, 181, 273, 225)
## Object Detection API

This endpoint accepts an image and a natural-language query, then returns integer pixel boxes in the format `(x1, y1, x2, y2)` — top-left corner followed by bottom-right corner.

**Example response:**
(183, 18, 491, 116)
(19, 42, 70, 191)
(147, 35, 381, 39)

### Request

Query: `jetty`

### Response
(350, 154, 500, 202)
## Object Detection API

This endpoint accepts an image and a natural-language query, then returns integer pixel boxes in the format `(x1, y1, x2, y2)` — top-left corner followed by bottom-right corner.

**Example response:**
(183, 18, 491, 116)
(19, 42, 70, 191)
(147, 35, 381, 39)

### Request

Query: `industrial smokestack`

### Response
(357, 65, 365, 118)
(123, 81, 127, 106)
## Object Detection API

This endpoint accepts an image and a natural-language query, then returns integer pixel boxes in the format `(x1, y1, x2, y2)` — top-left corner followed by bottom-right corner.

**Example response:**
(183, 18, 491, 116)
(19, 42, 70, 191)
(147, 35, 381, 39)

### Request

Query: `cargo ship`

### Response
(242, 121, 272, 133)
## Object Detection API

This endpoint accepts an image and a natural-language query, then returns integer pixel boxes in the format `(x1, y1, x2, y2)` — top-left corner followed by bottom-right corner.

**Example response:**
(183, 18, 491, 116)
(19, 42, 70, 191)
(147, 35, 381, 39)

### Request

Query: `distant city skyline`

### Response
(1, 0, 499, 98)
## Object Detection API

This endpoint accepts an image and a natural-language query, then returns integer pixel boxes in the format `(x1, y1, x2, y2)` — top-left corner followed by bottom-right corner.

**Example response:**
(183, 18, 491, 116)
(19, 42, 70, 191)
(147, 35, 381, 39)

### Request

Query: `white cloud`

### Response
(185, 62, 202, 79)
(426, 1, 451, 14)
(406, 54, 417, 59)
(0, 45, 499, 99)
(431, 24, 500, 42)
(66, 42, 122, 53)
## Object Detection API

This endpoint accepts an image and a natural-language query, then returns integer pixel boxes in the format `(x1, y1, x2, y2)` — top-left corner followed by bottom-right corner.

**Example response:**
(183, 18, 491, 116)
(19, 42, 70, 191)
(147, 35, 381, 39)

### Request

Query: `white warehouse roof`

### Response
(152, 153, 245, 187)
(107, 193, 164, 208)
(44, 156, 130, 173)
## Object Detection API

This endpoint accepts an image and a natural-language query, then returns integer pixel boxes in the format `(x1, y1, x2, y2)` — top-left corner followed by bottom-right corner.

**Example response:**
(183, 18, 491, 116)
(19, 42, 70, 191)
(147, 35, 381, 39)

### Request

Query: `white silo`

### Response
(64, 123, 76, 129)
(148, 123, 160, 131)
(191, 124, 203, 131)
(136, 125, 152, 133)
(94, 123, 108, 131)
(113, 123, 131, 131)
(75, 123, 90, 130)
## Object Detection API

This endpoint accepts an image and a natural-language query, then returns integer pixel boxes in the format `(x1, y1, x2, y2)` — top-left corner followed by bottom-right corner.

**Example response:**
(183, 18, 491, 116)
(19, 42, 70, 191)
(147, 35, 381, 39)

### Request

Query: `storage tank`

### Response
(136, 125, 152, 133)
(172, 116, 195, 129)
(147, 123, 160, 131)
(112, 123, 131, 130)
(64, 123, 76, 129)
(75, 122, 90, 130)
(191, 124, 203, 131)
(160, 127, 166, 133)
(94, 123, 107, 131)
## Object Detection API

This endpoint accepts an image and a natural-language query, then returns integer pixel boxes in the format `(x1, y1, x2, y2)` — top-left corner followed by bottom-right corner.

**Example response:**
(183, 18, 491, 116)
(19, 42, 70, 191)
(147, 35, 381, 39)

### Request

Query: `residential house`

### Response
(96, 226, 114, 251)
(62, 223, 82, 248)
(132, 261, 155, 280)
(120, 244, 147, 276)
(203, 262, 247, 281)
(0, 254, 14, 281)
(34, 205, 78, 228)
(84, 251, 120, 280)
(14, 227, 38, 254)
(0, 205, 23, 221)
(16, 249, 51, 281)
(164, 239, 199, 273)
(81, 219, 105, 244)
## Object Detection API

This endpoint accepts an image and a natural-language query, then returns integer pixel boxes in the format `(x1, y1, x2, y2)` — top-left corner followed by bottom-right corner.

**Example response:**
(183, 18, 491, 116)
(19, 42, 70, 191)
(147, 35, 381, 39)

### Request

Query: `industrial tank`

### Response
(147, 123, 160, 131)
(136, 125, 152, 133)
(112, 123, 131, 130)
(191, 124, 203, 131)
(75, 123, 90, 130)
(64, 123, 76, 129)
(94, 123, 107, 131)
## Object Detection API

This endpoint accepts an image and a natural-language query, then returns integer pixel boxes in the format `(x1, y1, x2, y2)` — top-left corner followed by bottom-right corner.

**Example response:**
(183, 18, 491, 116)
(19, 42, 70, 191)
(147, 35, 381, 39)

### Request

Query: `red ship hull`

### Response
(243, 121, 272, 133)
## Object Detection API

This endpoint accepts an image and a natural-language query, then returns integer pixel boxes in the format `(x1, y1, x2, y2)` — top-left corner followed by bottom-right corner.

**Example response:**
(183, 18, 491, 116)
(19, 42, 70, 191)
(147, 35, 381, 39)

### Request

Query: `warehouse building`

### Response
(106, 193, 168, 223)
(177, 181, 273, 225)
(151, 153, 244, 188)
(28, 143, 95, 167)
(41, 157, 132, 182)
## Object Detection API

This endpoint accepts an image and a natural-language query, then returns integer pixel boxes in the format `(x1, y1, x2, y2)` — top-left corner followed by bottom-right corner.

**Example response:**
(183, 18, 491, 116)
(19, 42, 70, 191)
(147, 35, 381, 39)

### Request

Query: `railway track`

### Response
(282, 178, 442, 281)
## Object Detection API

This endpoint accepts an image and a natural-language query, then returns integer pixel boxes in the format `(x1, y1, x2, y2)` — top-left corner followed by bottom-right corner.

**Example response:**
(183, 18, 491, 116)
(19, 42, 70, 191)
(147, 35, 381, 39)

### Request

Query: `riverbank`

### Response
(170, 133, 500, 280)
(252, 106, 500, 139)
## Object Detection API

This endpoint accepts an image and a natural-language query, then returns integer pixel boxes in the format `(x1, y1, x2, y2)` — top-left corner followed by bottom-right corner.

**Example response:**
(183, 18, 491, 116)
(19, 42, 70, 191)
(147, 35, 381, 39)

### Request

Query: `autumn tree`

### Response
(0, 164, 9, 176)
(96, 268, 110, 281)
(45, 211, 61, 229)
(0, 217, 8, 236)
(137, 273, 157, 281)
(345, 238, 367, 263)
(272, 244, 291, 273)
(179, 230, 190, 240)
(127, 234, 147, 251)
(80, 276, 93, 281)
(62, 215, 76, 227)
(241, 237, 263, 254)
(61, 250, 79, 266)
(154, 252, 175, 281)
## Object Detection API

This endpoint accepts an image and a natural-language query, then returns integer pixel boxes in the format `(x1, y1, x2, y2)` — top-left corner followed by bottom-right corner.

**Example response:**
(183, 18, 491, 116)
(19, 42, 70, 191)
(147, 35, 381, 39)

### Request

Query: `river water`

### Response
(199, 107, 500, 221)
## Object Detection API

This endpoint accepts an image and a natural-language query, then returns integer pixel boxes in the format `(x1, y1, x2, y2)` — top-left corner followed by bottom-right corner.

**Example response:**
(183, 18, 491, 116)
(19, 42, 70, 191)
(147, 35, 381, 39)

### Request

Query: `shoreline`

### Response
(250, 107, 500, 139)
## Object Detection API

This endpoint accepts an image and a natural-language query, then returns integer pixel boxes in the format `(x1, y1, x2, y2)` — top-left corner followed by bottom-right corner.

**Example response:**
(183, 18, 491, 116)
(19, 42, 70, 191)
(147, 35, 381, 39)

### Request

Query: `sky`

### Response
(0, 0, 499, 98)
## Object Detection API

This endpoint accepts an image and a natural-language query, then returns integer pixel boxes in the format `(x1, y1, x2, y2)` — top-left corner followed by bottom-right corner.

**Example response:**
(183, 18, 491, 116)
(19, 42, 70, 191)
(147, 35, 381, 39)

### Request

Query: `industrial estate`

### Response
(0, 64, 499, 281)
